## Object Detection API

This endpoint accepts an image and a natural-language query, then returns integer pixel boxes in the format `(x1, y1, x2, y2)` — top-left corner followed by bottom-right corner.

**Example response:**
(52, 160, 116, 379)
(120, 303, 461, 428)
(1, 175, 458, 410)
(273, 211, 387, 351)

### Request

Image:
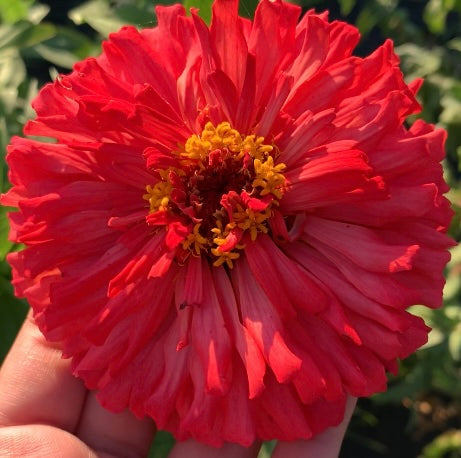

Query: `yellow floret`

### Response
(211, 248, 240, 269)
(182, 223, 208, 255)
(143, 179, 173, 213)
(252, 156, 286, 199)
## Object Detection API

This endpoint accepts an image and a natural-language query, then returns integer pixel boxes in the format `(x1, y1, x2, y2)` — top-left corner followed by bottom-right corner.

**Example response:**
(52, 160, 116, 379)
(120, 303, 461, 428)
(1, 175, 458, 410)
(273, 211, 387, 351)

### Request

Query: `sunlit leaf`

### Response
(440, 94, 461, 124)
(396, 44, 442, 79)
(69, 0, 128, 36)
(448, 37, 461, 51)
(0, 50, 26, 92)
(27, 3, 50, 24)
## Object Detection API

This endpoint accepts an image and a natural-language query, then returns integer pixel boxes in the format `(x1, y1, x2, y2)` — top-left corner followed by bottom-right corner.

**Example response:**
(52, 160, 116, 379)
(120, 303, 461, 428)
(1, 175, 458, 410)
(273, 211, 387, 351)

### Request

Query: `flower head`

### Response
(2, 0, 454, 446)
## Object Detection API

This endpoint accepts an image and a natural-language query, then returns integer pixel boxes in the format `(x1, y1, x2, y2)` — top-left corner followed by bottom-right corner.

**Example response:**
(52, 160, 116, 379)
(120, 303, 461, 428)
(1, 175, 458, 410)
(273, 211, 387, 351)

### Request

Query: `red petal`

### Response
(233, 258, 302, 384)
(190, 259, 232, 395)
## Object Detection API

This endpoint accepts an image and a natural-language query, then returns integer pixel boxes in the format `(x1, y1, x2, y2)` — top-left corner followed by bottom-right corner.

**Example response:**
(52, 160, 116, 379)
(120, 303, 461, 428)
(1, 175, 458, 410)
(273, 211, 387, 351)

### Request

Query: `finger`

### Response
(168, 440, 261, 458)
(0, 312, 87, 433)
(272, 397, 357, 458)
(76, 391, 155, 457)
(0, 424, 98, 458)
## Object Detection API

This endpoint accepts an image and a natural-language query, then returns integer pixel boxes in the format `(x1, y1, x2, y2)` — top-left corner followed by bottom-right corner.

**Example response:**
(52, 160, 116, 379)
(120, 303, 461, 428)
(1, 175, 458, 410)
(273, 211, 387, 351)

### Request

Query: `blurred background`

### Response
(0, 0, 460, 456)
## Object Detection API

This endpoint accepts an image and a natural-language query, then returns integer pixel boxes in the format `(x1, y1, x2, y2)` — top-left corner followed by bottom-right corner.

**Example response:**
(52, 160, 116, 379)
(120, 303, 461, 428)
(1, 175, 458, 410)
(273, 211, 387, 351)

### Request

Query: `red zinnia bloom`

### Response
(2, 0, 454, 446)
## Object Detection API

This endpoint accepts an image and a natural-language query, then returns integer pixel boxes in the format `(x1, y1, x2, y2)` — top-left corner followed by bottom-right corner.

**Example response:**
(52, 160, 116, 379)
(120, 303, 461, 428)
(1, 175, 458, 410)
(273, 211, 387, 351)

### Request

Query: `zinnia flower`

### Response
(2, 0, 454, 446)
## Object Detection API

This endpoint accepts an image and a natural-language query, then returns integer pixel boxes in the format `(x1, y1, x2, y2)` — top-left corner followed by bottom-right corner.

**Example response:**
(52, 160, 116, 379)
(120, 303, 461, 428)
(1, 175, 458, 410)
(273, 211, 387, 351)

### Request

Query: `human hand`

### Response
(0, 313, 356, 457)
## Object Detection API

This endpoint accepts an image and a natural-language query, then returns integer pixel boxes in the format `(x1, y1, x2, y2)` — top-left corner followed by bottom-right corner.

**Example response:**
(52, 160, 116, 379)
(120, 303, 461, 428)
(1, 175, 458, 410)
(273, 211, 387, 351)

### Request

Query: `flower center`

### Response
(143, 122, 286, 268)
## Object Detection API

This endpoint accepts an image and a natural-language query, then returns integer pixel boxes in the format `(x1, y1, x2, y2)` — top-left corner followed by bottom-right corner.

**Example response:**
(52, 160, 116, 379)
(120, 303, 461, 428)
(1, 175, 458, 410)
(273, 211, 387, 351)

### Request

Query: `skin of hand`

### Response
(0, 312, 356, 458)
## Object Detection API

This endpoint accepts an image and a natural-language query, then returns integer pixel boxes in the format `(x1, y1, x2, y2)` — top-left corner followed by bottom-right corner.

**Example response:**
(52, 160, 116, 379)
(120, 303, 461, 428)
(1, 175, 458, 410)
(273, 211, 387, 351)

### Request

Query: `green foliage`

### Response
(30, 26, 98, 69)
(69, 0, 157, 36)
(0, 0, 460, 457)
(183, 0, 212, 23)
(0, 0, 34, 24)
(423, 0, 461, 36)
(182, 0, 258, 24)
(0, 268, 28, 363)
(149, 431, 175, 458)
(258, 441, 277, 457)
(422, 430, 461, 458)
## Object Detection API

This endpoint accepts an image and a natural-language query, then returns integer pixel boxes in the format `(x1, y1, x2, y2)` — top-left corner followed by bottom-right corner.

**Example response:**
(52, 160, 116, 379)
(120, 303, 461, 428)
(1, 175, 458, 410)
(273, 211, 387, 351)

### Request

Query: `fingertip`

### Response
(0, 424, 99, 458)
(0, 312, 87, 432)
(76, 391, 156, 458)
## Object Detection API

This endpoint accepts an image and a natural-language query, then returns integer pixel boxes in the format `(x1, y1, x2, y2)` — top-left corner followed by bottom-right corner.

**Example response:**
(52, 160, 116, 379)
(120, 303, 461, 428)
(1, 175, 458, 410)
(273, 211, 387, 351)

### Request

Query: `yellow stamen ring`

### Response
(143, 122, 286, 267)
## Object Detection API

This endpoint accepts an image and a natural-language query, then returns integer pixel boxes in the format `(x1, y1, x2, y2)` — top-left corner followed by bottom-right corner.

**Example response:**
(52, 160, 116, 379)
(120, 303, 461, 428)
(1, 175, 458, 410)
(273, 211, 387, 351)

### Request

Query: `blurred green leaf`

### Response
(183, 0, 212, 23)
(396, 44, 442, 79)
(440, 94, 461, 124)
(448, 37, 461, 52)
(182, 0, 257, 23)
(0, 21, 55, 51)
(373, 365, 429, 404)
(444, 273, 461, 303)
(424, 0, 448, 35)
(115, 4, 156, 27)
(17, 77, 38, 124)
(238, 0, 259, 19)
(338, 0, 356, 16)
(0, 0, 33, 24)
(0, 207, 13, 260)
(443, 245, 461, 301)
(148, 431, 175, 458)
(32, 26, 98, 69)
(355, 5, 378, 35)
(257, 441, 277, 458)
(0, 269, 28, 364)
(0, 50, 38, 131)
(33, 43, 79, 69)
(0, 49, 25, 93)
(445, 304, 461, 322)
(422, 430, 461, 458)
(69, 0, 128, 36)
(27, 3, 49, 24)
(69, 0, 155, 36)
(448, 324, 461, 361)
